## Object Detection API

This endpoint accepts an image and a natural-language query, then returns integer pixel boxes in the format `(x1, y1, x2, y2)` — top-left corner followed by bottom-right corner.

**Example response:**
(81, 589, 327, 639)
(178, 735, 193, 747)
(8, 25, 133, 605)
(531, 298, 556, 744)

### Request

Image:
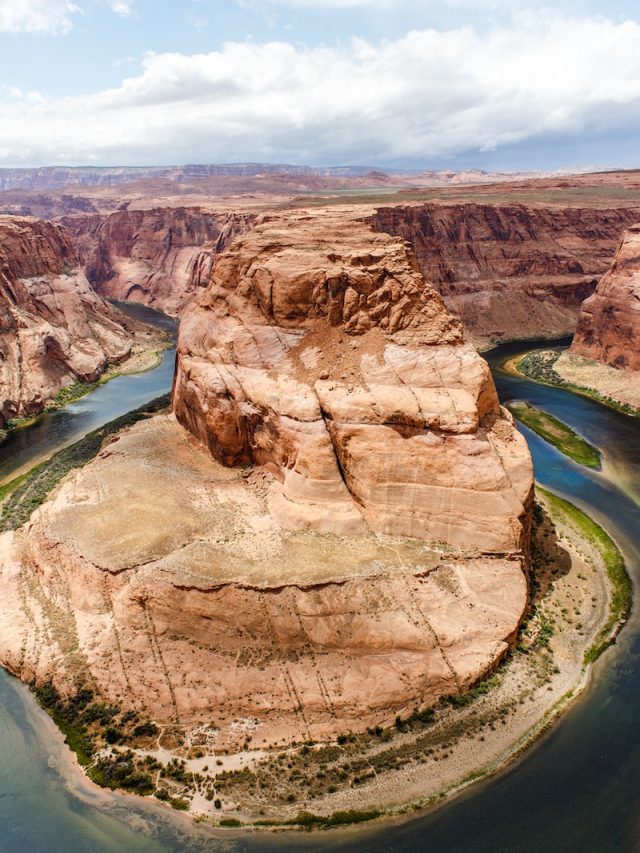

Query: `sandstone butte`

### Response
(0, 207, 534, 750)
(572, 223, 640, 370)
(0, 216, 137, 425)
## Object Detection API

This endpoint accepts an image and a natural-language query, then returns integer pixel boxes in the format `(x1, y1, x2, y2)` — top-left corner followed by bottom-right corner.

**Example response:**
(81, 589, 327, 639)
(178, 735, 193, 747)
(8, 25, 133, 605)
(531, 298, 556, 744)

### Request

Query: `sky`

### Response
(0, 0, 640, 170)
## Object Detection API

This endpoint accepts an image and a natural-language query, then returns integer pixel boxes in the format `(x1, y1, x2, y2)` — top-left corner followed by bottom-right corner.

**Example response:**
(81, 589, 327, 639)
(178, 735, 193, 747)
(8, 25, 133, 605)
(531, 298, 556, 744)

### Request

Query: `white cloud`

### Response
(107, 0, 133, 15)
(1, 13, 640, 165)
(0, 0, 135, 34)
(0, 0, 81, 34)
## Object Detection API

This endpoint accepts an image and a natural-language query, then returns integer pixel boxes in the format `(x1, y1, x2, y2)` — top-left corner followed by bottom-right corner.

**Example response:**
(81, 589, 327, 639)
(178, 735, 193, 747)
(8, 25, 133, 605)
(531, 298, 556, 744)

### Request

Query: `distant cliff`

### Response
(372, 203, 640, 344)
(571, 224, 640, 370)
(0, 216, 135, 424)
(63, 207, 255, 315)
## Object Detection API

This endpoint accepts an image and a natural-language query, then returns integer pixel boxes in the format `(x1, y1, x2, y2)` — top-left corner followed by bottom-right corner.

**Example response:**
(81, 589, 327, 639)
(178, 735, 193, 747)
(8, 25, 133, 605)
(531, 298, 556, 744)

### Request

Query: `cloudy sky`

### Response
(0, 0, 639, 170)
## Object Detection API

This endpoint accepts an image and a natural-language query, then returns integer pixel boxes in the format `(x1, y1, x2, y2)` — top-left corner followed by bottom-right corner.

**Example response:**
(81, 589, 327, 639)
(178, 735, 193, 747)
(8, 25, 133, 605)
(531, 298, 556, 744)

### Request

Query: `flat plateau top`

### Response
(44, 415, 451, 588)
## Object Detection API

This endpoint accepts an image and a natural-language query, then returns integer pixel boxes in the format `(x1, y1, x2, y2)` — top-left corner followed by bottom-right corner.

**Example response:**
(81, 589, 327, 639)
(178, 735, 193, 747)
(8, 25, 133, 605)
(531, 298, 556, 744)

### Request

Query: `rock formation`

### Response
(373, 203, 639, 344)
(571, 223, 640, 370)
(0, 216, 135, 425)
(0, 208, 533, 747)
(174, 208, 532, 551)
(62, 208, 255, 316)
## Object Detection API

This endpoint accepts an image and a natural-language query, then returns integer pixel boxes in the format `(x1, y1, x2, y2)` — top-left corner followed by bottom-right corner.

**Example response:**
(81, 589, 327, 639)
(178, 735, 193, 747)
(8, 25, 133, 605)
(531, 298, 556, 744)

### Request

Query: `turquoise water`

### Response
(1, 336, 639, 852)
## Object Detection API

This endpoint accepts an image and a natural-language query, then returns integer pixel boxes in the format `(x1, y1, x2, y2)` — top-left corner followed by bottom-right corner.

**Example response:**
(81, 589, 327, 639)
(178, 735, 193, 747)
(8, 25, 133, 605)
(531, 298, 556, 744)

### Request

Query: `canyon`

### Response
(372, 203, 640, 345)
(0, 169, 639, 827)
(0, 216, 145, 426)
(0, 207, 533, 753)
(62, 208, 255, 316)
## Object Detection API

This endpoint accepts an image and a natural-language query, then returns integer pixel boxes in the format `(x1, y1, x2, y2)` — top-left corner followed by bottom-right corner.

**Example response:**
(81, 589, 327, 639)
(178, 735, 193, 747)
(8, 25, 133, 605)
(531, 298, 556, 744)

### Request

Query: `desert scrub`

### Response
(0, 393, 170, 531)
(254, 809, 382, 829)
(538, 488, 631, 663)
(508, 401, 601, 469)
(516, 350, 640, 418)
(45, 379, 101, 411)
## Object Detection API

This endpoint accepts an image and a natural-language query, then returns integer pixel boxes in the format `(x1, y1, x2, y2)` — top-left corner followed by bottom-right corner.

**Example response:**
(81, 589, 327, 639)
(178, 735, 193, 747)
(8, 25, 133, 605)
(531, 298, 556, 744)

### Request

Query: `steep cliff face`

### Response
(174, 208, 532, 551)
(0, 216, 135, 425)
(372, 203, 639, 344)
(63, 207, 255, 316)
(571, 224, 640, 370)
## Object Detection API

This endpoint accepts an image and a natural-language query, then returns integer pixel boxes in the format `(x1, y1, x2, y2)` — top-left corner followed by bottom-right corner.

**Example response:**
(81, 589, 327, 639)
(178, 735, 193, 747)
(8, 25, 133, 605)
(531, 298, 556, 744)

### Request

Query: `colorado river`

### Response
(0, 302, 177, 485)
(1, 337, 639, 852)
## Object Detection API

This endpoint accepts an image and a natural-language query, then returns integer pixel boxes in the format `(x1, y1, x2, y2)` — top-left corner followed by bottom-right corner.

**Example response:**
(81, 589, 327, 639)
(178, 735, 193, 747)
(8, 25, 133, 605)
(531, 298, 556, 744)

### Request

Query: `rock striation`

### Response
(0, 216, 135, 425)
(63, 207, 255, 316)
(571, 224, 640, 370)
(0, 208, 533, 749)
(373, 203, 639, 344)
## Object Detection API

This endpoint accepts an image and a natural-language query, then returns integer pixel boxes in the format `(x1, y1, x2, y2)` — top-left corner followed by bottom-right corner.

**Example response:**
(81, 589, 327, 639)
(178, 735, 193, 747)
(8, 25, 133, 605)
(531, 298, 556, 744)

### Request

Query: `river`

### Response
(0, 302, 177, 486)
(1, 336, 639, 852)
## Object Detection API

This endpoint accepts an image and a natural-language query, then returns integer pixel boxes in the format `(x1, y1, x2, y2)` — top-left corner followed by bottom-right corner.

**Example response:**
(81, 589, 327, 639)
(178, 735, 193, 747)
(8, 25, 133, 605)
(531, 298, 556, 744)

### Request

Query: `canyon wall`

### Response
(571, 223, 640, 370)
(0, 216, 135, 424)
(372, 203, 639, 344)
(63, 207, 255, 316)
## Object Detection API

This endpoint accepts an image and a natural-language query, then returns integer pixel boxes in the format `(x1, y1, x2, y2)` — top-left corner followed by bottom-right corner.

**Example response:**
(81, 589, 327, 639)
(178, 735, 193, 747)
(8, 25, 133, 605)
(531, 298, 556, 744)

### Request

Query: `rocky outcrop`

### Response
(571, 224, 640, 370)
(0, 208, 533, 749)
(174, 208, 532, 551)
(0, 414, 528, 748)
(373, 203, 639, 344)
(0, 216, 135, 424)
(63, 208, 255, 316)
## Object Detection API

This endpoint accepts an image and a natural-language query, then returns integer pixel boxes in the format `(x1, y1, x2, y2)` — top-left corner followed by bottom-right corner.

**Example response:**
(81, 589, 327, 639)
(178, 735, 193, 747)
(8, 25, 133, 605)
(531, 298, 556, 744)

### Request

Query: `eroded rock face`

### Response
(0, 216, 134, 424)
(174, 208, 532, 552)
(0, 208, 533, 747)
(372, 203, 639, 344)
(63, 207, 255, 316)
(571, 224, 640, 370)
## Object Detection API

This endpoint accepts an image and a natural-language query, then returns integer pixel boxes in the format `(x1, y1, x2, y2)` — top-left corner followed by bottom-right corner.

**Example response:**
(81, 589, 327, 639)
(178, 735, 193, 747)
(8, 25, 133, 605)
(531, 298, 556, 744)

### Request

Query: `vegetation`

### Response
(508, 400, 601, 468)
(539, 488, 632, 663)
(0, 393, 170, 531)
(516, 350, 640, 418)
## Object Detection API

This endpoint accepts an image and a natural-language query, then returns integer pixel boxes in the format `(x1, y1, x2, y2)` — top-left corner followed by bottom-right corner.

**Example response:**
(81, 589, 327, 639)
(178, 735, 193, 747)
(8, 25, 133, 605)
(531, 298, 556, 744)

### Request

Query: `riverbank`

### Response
(507, 400, 601, 469)
(2, 337, 170, 442)
(14, 469, 626, 834)
(507, 348, 640, 418)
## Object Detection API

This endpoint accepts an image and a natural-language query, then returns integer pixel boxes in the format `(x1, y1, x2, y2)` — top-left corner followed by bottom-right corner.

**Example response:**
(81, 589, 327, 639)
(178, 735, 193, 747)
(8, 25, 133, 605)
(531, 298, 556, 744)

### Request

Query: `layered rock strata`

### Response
(571, 224, 640, 370)
(63, 208, 255, 315)
(0, 216, 135, 425)
(0, 209, 533, 747)
(174, 208, 532, 551)
(373, 203, 639, 344)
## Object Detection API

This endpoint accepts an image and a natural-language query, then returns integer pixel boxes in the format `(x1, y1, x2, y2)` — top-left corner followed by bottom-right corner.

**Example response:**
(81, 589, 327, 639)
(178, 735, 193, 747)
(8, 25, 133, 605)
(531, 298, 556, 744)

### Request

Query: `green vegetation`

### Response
(33, 683, 96, 766)
(508, 400, 601, 469)
(46, 379, 101, 410)
(539, 488, 632, 663)
(254, 809, 382, 830)
(516, 350, 640, 418)
(0, 393, 170, 532)
(444, 674, 501, 708)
